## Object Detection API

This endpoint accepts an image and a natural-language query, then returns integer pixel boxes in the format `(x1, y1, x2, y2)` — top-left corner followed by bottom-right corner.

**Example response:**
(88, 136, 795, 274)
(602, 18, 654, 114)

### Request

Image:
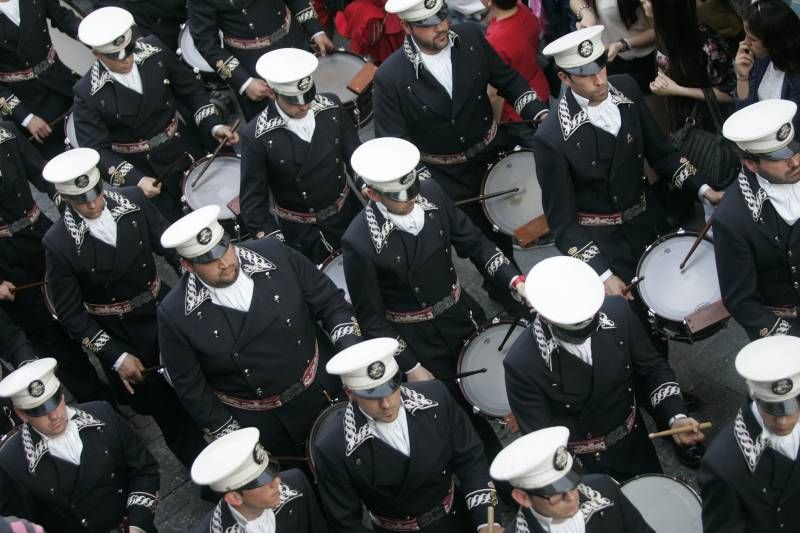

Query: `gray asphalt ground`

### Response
(39, 17, 751, 531)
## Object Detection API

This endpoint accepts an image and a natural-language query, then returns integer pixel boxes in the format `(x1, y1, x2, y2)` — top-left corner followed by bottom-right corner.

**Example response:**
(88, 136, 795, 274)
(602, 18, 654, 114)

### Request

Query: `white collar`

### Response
(750, 401, 800, 460)
(531, 507, 586, 533)
(81, 206, 118, 247)
(375, 202, 426, 236)
(274, 101, 316, 143)
(0, 0, 20, 26)
(755, 173, 800, 225)
(571, 90, 621, 137)
(107, 63, 143, 94)
(199, 267, 255, 312)
(228, 504, 276, 533)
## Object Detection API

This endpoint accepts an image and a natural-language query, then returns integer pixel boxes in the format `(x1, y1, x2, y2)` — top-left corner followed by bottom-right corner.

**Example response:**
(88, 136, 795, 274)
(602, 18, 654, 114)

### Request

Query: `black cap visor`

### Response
(755, 140, 800, 161)
(234, 459, 281, 492)
(22, 387, 64, 417)
(373, 177, 421, 202)
(186, 233, 231, 264)
(62, 182, 104, 204)
(411, 5, 450, 26)
(757, 397, 800, 417)
(528, 466, 583, 497)
(352, 371, 402, 399)
(560, 50, 608, 76)
(100, 40, 136, 61)
(276, 83, 317, 105)
(549, 313, 599, 344)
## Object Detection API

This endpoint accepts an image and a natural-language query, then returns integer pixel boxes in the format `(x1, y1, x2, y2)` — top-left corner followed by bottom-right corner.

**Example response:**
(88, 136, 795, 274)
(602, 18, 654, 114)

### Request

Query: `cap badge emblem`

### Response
(297, 76, 313, 91)
(578, 40, 594, 58)
(400, 171, 415, 186)
(112, 34, 126, 47)
(553, 446, 569, 471)
(253, 443, 267, 464)
(28, 380, 45, 398)
(367, 361, 386, 380)
(75, 175, 90, 189)
(197, 228, 213, 245)
(772, 378, 794, 396)
(424, 0, 437, 9)
(777, 123, 792, 142)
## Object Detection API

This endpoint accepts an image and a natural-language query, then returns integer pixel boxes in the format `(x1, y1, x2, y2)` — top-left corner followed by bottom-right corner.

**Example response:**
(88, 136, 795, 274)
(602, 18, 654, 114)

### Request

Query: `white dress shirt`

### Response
(556, 337, 593, 366)
(36, 407, 83, 465)
(0, 0, 20, 26)
(417, 41, 454, 98)
(751, 401, 800, 460)
(571, 91, 621, 137)
(275, 103, 316, 143)
(229, 505, 277, 533)
(82, 206, 118, 247)
(361, 403, 411, 456)
(758, 61, 786, 102)
(108, 63, 144, 95)
(531, 508, 586, 533)
(201, 268, 255, 312)
(756, 173, 800, 225)
(376, 202, 425, 236)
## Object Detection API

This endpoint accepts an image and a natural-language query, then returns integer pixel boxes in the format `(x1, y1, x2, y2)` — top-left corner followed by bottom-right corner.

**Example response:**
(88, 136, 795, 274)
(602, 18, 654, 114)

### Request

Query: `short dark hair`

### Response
(493, 0, 518, 10)
(745, 0, 800, 75)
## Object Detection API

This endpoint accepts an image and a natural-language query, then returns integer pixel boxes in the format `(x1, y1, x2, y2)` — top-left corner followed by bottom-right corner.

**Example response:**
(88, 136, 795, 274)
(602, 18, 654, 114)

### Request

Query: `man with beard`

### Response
(714, 99, 800, 339)
(699, 336, 800, 532)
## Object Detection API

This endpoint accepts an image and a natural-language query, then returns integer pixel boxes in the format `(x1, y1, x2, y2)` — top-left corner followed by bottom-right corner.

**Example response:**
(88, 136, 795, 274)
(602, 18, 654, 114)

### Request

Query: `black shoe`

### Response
(673, 442, 705, 469)
(682, 392, 703, 412)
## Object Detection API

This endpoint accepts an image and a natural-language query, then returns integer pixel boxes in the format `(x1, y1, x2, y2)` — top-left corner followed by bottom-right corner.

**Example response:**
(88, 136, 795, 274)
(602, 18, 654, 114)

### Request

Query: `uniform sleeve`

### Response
(286, 469, 331, 533)
(0, 85, 32, 126)
(45, 0, 81, 38)
(161, 42, 222, 138)
(187, 1, 252, 92)
(284, 245, 362, 350)
(504, 337, 553, 434)
(341, 235, 424, 372)
(239, 128, 282, 237)
(288, 0, 323, 37)
(533, 131, 612, 276)
(340, 99, 362, 189)
(43, 239, 133, 368)
(72, 93, 146, 187)
(373, 68, 409, 139)
(713, 212, 799, 338)
(133, 186, 181, 272)
(11, 125, 53, 198)
(313, 439, 372, 533)
(697, 455, 749, 533)
(0, 306, 36, 368)
(157, 305, 241, 439)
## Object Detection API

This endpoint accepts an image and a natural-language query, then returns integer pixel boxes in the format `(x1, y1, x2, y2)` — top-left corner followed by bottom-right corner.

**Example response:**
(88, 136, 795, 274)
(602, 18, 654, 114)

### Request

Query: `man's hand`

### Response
(603, 275, 632, 300)
(312, 33, 334, 56)
(478, 526, 504, 533)
(406, 366, 435, 382)
(703, 188, 724, 206)
(213, 125, 240, 146)
(117, 354, 146, 395)
(0, 280, 15, 301)
(735, 40, 754, 81)
(607, 41, 625, 62)
(137, 177, 162, 198)
(514, 281, 527, 300)
(244, 79, 274, 102)
(671, 416, 706, 446)
(26, 115, 52, 143)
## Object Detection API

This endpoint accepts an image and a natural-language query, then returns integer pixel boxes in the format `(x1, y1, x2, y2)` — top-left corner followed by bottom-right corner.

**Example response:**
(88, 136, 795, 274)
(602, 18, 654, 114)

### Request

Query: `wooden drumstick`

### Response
(455, 187, 520, 207)
(679, 216, 714, 270)
(621, 276, 645, 296)
(191, 118, 241, 188)
(648, 422, 712, 439)
(487, 506, 495, 533)
(26, 108, 71, 142)
(153, 151, 190, 187)
(9, 280, 46, 294)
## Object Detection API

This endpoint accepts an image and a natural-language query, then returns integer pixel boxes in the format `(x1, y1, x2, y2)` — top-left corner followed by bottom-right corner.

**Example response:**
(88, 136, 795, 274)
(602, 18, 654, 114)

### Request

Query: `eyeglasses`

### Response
(531, 490, 574, 505)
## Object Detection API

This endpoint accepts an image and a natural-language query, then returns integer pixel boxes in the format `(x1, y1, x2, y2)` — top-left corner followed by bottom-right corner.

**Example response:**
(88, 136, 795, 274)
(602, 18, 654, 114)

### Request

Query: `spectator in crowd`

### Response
(334, 0, 404, 64)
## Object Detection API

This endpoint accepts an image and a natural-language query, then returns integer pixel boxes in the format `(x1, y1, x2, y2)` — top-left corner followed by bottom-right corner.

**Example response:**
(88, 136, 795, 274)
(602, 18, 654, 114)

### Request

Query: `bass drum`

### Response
(315, 50, 373, 127)
(481, 149, 545, 237)
(457, 320, 523, 418)
(620, 474, 702, 533)
(182, 154, 249, 242)
(319, 250, 350, 303)
(306, 401, 348, 479)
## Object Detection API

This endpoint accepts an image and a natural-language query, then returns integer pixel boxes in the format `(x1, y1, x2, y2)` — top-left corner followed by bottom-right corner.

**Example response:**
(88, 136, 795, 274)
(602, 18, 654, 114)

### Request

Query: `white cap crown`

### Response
(42, 148, 101, 196)
(78, 6, 135, 52)
(490, 426, 574, 490)
(0, 358, 61, 410)
(543, 26, 605, 71)
(326, 338, 400, 391)
(351, 137, 420, 194)
(736, 336, 800, 402)
(722, 99, 797, 155)
(191, 427, 273, 492)
(256, 48, 319, 97)
(525, 256, 605, 325)
(160, 205, 225, 260)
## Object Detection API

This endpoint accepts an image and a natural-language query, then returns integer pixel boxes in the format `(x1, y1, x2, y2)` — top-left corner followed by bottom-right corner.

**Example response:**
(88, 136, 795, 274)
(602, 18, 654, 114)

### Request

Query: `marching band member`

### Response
(491, 425, 653, 532)
(0, 358, 160, 533)
(239, 48, 361, 264)
(505, 256, 705, 479)
(42, 148, 207, 469)
(715, 99, 800, 339)
(157, 205, 361, 461)
(191, 427, 328, 532)
(699, 336, 800, 532)
(313, 338, 503, 532)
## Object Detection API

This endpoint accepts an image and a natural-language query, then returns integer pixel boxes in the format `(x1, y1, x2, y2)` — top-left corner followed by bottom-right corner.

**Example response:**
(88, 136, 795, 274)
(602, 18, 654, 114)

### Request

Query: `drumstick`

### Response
(191, 118, 241, 188)
(648, 422, 712, 439)
(487, 506, 495, 533)
(153, 151, 190, 187)
(141, 365, 164, 377)
(621, 276, 644, 296)
(26, 108, 71, 142)
(498, 322, 518, 351)
(9, 280, 46, 294)
(455, 187, 520, 207)
(438, 368, 488, 381)
(679, 216, 714, 270)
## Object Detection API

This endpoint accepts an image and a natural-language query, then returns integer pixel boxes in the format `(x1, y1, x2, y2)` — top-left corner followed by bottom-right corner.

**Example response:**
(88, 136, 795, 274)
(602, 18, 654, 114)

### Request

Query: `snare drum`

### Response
(182, 154, 249, 242)
(635, 231, 727, 341)
(620, 474, 702, 533)
(306, 401, 348, 478)
(457, 320, 523, 418)
(64, 112, 79, 150)
(320, 250, 350, 303)
(315, 50, 373, 127)
(481, 149, 545, 237)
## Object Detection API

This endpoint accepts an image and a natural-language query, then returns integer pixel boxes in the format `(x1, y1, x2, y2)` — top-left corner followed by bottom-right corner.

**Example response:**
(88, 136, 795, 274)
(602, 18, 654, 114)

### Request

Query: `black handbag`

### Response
(670, 87, 739, 190)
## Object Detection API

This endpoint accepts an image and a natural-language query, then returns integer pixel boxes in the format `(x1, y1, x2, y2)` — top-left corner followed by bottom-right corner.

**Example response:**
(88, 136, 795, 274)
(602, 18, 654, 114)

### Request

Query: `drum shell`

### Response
(306, 401, 348, 479)
(314, 49, 373, 128)
(63, 112, 79, 150)
(319, 250, 350, 303)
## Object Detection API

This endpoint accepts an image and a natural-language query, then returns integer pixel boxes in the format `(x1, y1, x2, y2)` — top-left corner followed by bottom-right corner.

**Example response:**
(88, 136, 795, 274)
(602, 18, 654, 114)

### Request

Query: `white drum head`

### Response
(178, 24, 214, 74)
(620, 475, 702, 533)
(64, 113, 79, 149)
(183, 155, 240, 220)
(458, 322, 522, 417)
(637, 234, 720, 322)
(483, 150, 543, 235)
(320, 252, 350, 303)
(314, 52, 366, 106)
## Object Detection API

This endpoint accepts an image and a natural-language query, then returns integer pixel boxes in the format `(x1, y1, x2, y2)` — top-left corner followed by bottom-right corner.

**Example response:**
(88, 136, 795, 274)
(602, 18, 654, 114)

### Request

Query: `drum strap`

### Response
(273, 183, 349, 224)
(419, 121, 498, 166)
(110, 114, 179, 154)
(385, 282, 461, 324)
(213, 343, 319, 411)
(568, 405, 637, 454)
(222, 9, 292, 50)
(369, 479, 455, 531)
(0, 48, 56, 83)
(0, 203, 40, 238)
(576, 193, 647, 226)
(83, 274, 161, 316)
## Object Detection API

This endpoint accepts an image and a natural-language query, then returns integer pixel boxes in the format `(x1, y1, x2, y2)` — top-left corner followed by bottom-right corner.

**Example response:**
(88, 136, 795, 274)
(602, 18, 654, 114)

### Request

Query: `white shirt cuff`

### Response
(599, 269, 613, 282)
(211, 125, 223, 137)
(669, 413, 687, 427)
(21, 113, 33, 128)
(477, 524, 502, 532)
(698, 184, 711, 202)
(405, 363, 421, 374)
(239, 77, 254, 95)
(112, 352, 129, 372)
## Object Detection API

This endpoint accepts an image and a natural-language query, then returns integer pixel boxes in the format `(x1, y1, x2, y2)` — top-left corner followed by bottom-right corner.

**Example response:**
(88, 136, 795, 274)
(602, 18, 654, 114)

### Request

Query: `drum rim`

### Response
(479, 147, 541, 236)
(619, 473, 701, 504)
(181, 153, 241, 217)
(64, 112, 79, 149)
(306, 401, 348, 476)
(456, 319, 523, 418)
(177, 23, 216, 73)
(319, 249, 344, 271)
